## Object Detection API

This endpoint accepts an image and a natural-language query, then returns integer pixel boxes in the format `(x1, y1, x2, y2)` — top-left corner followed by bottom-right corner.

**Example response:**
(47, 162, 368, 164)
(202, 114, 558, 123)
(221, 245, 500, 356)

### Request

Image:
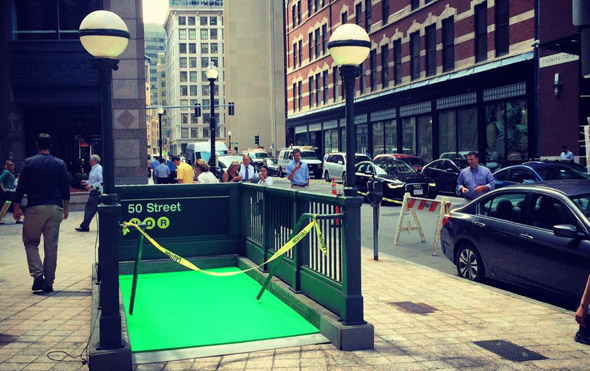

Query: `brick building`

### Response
(285, 0, 551, 169)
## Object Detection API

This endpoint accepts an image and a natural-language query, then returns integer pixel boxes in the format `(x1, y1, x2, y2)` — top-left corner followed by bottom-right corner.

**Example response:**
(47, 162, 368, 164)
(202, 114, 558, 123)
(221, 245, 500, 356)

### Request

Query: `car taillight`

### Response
(441, 212, 452, 227)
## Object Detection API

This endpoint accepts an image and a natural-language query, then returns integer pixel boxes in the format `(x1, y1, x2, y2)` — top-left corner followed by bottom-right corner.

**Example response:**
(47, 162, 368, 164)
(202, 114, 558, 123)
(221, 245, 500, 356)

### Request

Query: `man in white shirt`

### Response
(76, 154, 103, 232)
(560, 145, 574, 160)
(239, 155, 258, 182)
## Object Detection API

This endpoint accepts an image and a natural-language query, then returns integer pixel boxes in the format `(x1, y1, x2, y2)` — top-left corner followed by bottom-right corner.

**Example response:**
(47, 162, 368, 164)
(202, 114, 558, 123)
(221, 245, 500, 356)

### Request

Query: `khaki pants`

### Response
(23, 205, 63, 285)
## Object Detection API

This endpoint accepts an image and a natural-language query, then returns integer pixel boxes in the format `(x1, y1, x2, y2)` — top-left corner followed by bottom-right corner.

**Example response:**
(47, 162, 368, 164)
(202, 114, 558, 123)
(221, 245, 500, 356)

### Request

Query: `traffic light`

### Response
(228, 102, 235, 115)
(194, 104, 201, 117)
(255, 135, 259, 145)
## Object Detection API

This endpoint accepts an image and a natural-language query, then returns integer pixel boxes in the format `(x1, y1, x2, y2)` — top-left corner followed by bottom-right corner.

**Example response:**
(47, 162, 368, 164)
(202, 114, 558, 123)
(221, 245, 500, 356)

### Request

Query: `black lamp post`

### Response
(79, 10, 129, 350)
(328, 24, 370, 196)
(206, 62, 219, 171)
(158, 107, 164, 156)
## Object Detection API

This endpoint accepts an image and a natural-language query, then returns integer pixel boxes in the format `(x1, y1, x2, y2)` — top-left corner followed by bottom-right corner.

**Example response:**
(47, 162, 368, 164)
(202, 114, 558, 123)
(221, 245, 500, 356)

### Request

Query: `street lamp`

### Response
(206, 62, 219, 172)
(328, 24, 370, 197)
(158, 107, 164, 156)
(79, 10, 129, 350)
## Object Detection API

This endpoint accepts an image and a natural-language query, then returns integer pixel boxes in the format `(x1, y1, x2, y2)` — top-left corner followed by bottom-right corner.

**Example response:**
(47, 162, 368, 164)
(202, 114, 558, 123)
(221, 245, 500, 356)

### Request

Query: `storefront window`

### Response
(340, 127, 346, 152)
(385, 120, 396, 153)
(438, 110, 456, 155)
(417, 115, 433, 162)
(356, 124, 368, 154)
(295, 132, 308, 145)
(485, 98, 528, 162)
(458, 108, 478, 154)
(372, 121, 384, 155)
(438, 107, 478, 157)
(401, 117, 416, 155)
(324, 129, 338, 154)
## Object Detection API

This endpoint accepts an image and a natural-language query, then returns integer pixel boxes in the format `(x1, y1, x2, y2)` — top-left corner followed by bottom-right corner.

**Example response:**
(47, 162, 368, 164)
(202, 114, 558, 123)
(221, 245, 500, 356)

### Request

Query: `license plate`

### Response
(413, 189, 423, 196)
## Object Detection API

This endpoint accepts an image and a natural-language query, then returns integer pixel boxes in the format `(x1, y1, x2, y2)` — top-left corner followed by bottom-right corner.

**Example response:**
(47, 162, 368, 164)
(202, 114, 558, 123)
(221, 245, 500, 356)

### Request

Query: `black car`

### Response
(422, 158, 469, 196)
(493, 161, 590, 189)
(440, 180, 590, 302)
(355, 161, 437, 202)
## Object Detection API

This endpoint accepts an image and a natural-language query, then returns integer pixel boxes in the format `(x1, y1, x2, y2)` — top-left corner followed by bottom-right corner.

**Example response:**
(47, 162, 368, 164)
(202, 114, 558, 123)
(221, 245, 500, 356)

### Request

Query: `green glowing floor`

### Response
(119, 268, 319, 352)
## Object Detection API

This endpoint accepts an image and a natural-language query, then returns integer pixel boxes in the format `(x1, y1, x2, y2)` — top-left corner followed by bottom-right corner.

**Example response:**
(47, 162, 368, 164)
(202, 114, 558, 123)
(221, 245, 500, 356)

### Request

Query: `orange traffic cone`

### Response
(332, 178, 340, 226)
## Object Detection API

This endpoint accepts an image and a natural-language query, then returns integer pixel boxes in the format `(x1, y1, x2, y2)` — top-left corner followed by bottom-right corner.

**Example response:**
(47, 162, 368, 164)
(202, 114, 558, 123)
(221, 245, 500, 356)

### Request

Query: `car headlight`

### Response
(387, 182, 404, 189)
(428, 183, 436, 187)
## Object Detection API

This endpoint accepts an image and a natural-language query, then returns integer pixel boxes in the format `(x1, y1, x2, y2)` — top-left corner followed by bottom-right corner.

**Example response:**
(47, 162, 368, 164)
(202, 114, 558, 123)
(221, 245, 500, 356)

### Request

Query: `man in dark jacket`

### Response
(13, 133, 70, 293)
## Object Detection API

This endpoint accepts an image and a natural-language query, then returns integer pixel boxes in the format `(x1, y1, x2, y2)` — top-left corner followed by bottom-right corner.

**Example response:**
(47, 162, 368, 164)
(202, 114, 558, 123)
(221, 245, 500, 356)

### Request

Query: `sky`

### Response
(143, 0, 169, 25)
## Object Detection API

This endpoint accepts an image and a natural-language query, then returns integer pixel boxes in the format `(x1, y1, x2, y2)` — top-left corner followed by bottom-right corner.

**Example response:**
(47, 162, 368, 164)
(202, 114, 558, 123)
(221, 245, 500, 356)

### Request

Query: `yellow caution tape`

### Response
(356, 191, 403, 205)
(123, 216, 326, 277)
(313, 215, 327, 254)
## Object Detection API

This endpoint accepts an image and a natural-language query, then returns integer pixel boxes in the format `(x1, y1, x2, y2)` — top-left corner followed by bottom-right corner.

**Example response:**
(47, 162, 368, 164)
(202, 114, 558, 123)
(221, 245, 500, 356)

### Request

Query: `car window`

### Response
(380, 160, 416, 176)
(531, 194, 578, 230)
(335, 155, 344, 163)
(301, 151, 317, 159)
(479, 193, 527, 223)
(355, 155, 371, 164)
(535, 166, 590, 180)
(374, 164, 388, 176)
(357, 163, 369, 173)
(508, 168, 535, 183)
(570, 194, 590, 218)
(494, 169, 508, 181)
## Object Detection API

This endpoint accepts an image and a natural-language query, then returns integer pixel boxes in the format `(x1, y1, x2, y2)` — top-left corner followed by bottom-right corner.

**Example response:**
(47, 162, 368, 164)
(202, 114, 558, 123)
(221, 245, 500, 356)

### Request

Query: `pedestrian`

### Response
(575, 273, 590, 345)
(257, 166, 274, 185)
(150, 156, 159, 181)
(222, 161, 243, 182)
(560, 145, 574, 161)
(167, 154, 177, 183)
(153, 158, 170, 184)
(0, 160, 21, 224)
(13, 133, 70, 293)
(239, 154, 257, 182)
(456, 151, 495, 201)
(172, 155, 194, 184)
(287, 148, 310, 189)
(75, 154, 103, 232)
(147, 155, 151, 178)
(194, 159, 219, 184)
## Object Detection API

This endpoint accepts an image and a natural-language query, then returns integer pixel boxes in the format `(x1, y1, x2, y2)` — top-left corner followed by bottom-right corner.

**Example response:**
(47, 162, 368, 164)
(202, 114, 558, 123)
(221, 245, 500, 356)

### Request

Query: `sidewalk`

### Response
(1, 212, 589, 370)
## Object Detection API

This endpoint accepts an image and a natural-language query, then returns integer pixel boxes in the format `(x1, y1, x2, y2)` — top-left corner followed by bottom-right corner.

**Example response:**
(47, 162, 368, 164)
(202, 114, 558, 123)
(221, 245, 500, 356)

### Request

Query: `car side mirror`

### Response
(338, 161, 343, 165)
(553, 224, 577, 238)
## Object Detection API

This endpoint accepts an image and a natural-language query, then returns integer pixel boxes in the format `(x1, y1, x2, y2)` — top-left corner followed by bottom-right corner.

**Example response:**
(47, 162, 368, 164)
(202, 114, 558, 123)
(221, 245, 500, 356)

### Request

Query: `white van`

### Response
(185, 141, 228, 165)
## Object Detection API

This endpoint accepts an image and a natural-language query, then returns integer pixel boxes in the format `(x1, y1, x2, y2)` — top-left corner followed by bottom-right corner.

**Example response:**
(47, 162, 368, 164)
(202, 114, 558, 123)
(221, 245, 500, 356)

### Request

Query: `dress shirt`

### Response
(456, 165, 495, 200)
(88, 164, 103, 190)
(286, 160, 310, 186)
(239, 164, 258, 182)
(154, 163, 170, 178)
(15, 153, 70, 208)
(258, 177, 274, 185)
(560, 150, 574, 160)
(197, 172, 219, 184)
(167, 159, 177, 172)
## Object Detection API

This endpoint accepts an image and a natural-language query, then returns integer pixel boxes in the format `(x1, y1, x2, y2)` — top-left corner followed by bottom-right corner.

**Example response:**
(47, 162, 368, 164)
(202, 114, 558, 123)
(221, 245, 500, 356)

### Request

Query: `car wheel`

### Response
(456, 243, 484, 282)
(324, 171, 330, 182)
(342, 172, 347, 187)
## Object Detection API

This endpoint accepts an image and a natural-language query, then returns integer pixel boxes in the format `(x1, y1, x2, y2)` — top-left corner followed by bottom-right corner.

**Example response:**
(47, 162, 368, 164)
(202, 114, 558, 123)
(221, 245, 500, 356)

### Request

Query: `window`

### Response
(438, 107, 478, 159)
(201, 43, 209, 54)
(356, 124, 368, 154)
(191, 128, 197, 138)
(480, 193, 527, 224)
(188, 16, 195, 26)
(394, 39, 402, 85)
(298, 81, 302, 110)
(292, 5, 297, 27)
(442, 17, 455, 71)
(181, 85, 188, 96)
(365, 0, 372, 32)
(381, 45, 389, 88)
(309, 32, 314, 60)
(189, 57, 197, 68)
(475, 2, 488, 62)
(411, 0, 419, 10)
(323, 71, 328, 104)
(355, 3, 362, 27)
(190, 71, 197, 82)
(179, 29, 186, 40)
(211, 29, 218, 40)
(425, 25, 436, 76)
(189, 29, 196, 40)
(382, 0, 390, 25)
(308, 0, 312, 15)
(297, 1, 301, 24)
(200, 17, 207, 26)
(293, 83, 297, 111)
(341, 11, 348, 24)
(179, 57, 187, 68)
(402, 117, 416, 155)
(508, 168, 535, 183)
(359, 62, 365, 93)
(370, 50, 377, 91)
(293, 43, 298, 67)
(315, 73, 321, 106)
(417, 115, 433, 162)
(333, 66, 339, 101)
(201, 72, 207, 81)
(203, 128, 209, 138)
(298, 40, 302, 66)
(322, 24, 328, 55)
(202, 85, 209, 95)
(484, 98, 528, 161)
(189, 43, 196, 54)
(179, 16, 186, 25)
(180, 71, 187, 82)
(210, 16, 217, 26)
(179, 43, 187, 54)
(201, 57, 208, 68)
(190, 85, 198, 96)
(211, 43, 219, 54)
(309, 77, 314, 107)
(315, 0, 319, 12)
(181, 128, 189, 138)
(410, 32, 420, 80)
(495, 0, 509, 56)
(211, 57, 218, 67)
(315, 29, 320, 58)
(200, 29, 208, 40)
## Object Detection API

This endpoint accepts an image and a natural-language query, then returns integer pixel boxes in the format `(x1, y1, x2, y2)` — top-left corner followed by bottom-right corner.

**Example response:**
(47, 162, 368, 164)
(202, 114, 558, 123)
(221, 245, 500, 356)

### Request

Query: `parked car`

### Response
(218, 155, 243, 171)
(421, 158, 469, 196)
(355, 161, 437, 202)
(323, 152, 372, 184)
(440, 180, 590, 302)
(493, 161, 590, 189)
(263, 158, 280, 176)
(277, 147, 323, 179)
(440, 151, 471, 160)
(374, 154, 427, 173)
(245, 149, 271, 170)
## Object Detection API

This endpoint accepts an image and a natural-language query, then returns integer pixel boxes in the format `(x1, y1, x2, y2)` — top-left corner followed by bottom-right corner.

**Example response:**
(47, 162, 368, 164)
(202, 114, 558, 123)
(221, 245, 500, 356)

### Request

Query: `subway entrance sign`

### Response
(116, 184, 241, 261)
